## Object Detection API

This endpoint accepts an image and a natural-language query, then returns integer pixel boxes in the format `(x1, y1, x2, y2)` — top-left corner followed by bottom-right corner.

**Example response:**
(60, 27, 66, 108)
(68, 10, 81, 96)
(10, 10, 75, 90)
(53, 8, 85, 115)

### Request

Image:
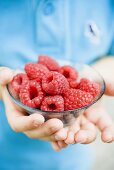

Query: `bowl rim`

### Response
(7, 63, 106, 114)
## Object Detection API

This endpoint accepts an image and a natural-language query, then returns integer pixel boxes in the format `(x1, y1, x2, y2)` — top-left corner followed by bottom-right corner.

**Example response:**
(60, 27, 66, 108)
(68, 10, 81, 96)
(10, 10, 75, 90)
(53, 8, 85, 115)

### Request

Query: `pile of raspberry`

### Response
(10, 55, 100, 112)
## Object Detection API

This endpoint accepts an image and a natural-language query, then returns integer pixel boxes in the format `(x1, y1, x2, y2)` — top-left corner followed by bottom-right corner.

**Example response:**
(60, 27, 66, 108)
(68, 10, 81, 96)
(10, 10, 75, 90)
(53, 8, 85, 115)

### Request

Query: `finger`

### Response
(85, 107, 113, 131)
(40, 134, 57, 142)
(2, 86, 22, 118)
(105, 80, 114, 96)
(84, 100, 104, 124)
(93, 60, 114, 96)
(51, 142, 61, 152)
(2, 86, 45, 131)
(84, 101, 114, 141)
(24, 118, 63, 139)
(41, 128, 67, 142)
(10, 113, 45, 132)
(0, 67, 14, 85)
(3, 85, 63, 139)
(75, 117, 96, 144)
(64, 117, 80, 144)
(101, 126, 114, 143)
(65, 131, 75, 144)
(57, 141, 68, 149)
(54, 127, 68, 141)
(75, 129, 96, 144)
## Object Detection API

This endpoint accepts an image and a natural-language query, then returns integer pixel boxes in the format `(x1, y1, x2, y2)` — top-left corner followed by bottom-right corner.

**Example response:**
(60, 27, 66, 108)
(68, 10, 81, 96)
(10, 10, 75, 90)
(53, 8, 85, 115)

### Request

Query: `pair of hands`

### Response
(0, 62, 114, 151)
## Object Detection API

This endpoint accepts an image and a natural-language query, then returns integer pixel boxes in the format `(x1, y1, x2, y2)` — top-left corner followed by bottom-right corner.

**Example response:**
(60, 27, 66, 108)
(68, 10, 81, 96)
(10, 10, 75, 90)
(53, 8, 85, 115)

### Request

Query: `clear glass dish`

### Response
(7, 62, 106, 126)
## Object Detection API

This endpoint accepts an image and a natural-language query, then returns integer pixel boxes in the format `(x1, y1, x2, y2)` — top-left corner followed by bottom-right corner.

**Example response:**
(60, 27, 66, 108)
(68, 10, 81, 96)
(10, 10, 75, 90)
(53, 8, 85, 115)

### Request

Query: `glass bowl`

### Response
(7, 62, 106, 126)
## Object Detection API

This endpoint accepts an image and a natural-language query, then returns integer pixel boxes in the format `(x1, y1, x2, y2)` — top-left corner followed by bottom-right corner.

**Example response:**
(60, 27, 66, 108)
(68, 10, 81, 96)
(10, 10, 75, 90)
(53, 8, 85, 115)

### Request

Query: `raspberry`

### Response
(38, 55, 60, 71)
(69, 80, 79, 89)
(42, 71, 69, 95)
(41, 95, 64, 112)
(10, 73, 29, 94)
(19, 80, 45, 108)
(77, 78, 100, 98)
(64, 89, 93, 110)
(24, 63, 49, 83)
(59, 65, 78, 81)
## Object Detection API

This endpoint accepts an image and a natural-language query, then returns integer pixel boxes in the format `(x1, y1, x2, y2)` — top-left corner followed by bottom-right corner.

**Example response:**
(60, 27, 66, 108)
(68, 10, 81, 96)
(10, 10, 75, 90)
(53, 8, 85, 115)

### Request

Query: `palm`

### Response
(52, 100, 114, 151)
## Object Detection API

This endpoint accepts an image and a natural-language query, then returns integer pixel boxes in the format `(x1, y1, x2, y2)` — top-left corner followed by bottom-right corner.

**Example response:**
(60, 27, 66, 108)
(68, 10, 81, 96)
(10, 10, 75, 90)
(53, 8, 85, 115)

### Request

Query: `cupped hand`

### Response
(52, 58, 114, 151)
(52, 99, 114, 151)
(51, 113, 96, 151)
(0, 67, 64, 142)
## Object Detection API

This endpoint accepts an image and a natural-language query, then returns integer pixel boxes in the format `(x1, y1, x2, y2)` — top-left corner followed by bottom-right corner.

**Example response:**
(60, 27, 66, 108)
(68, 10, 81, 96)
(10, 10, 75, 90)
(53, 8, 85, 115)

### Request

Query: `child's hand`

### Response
(0, 67, 64, 142)
(52, 58, 114, 151)
(52, 100, 114, 151)
(51, 113, 96, 151)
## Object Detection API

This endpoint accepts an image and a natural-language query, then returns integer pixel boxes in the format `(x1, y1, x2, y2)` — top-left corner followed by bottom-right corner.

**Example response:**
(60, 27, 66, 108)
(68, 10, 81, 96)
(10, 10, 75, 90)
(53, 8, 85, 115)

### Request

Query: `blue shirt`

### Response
(0, 0, 114, 170)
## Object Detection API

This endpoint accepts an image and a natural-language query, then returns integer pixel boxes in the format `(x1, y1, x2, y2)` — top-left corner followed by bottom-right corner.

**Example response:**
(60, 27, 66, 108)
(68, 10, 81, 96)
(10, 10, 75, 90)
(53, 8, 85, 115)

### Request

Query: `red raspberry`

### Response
(19, 80, 45, 108)
(24, 63, 49, 83)
(38, 55, 60, 71)
(41, 95, 64, 112)
(42, 71, 69, 95)
(59, 65, 78, 81)
(77, 78, 100, 98)
(69, 80, 78, 89)
(10, 73, 29, 94)
(64, 89, 93, 110)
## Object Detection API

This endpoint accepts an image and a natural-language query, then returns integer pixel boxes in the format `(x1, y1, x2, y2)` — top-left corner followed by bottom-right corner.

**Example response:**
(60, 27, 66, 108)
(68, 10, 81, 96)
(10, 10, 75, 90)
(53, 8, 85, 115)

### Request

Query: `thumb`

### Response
(0, 67, 14, 85)
(92, 58, 114, 96)
(105, 80, 114, 96)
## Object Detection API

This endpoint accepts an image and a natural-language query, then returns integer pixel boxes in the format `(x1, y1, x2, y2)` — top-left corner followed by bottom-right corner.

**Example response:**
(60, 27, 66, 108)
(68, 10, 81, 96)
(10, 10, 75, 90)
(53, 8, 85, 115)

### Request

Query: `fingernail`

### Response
(51, 127, 59, 132)
(105, 133, 113, 143)
(33, 120, 43, 127)
(64, 139, 69, 144)
(76, 135, 86, 143)
(55, 135, 61, 140)
(76, 138, 85, 143)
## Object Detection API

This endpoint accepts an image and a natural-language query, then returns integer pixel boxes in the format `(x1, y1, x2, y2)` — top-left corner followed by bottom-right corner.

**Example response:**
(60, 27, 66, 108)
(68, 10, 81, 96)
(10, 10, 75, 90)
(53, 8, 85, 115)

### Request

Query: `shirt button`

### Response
(43, 1, 55, 15)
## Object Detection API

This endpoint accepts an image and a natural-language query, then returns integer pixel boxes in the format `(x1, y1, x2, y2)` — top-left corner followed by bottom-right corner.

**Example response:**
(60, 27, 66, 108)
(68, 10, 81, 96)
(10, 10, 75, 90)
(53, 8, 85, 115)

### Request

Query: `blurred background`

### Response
(92, 96, 114, 170)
